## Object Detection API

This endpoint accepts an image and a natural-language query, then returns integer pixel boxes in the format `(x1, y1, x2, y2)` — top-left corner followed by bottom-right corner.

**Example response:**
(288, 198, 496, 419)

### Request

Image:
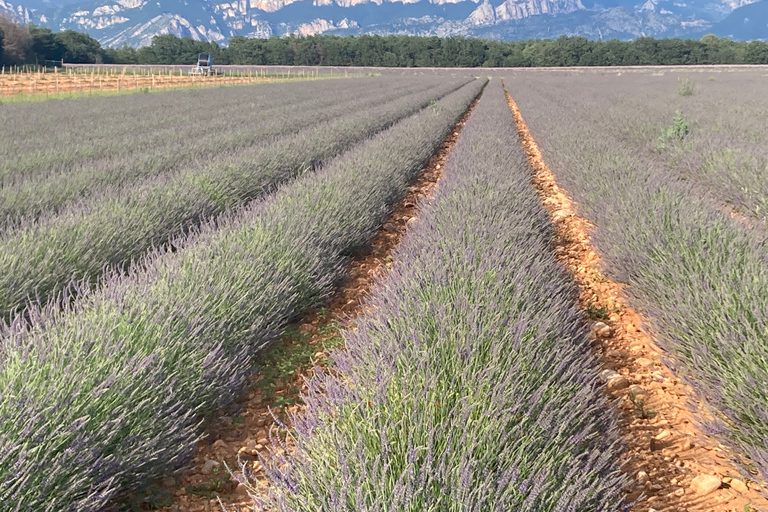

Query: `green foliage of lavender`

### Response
(0, 78, 426, 225)
(248, 81, 628, 511)
(0, 78, 485, 511)
(508, 69, 768, 485)
(0, 77, 471, 321)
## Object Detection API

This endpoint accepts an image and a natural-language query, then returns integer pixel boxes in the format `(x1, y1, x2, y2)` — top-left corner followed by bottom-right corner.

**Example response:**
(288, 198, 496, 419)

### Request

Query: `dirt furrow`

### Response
(503, 81, 768, 512)
(149, 93, 483, 512)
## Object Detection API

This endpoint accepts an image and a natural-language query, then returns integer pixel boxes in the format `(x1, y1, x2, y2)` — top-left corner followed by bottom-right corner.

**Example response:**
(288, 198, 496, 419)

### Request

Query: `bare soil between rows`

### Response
(504, 82, 768, 512)
(145, 92, 483, 512)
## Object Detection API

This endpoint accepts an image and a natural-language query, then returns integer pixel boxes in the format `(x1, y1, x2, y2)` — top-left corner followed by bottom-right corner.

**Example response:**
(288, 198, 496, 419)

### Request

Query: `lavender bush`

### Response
(0, 78, 485, 511)
(0, 77, 372, 182)
(508, 69, 768, 484)
(0, 77, 472, 320)
(0, 78, 432, 225)
(249, 81, 628, 512)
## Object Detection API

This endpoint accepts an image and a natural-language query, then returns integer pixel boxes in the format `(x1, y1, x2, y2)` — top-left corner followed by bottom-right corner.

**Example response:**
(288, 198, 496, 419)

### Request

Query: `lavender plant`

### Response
(245, 81, 628, 512)
(0, 78, 485, 511)
(0, 77, 473, 320)
(0, 77, 376, 181)
(0, 78, 433, 225)
(507, 69, 768, 485)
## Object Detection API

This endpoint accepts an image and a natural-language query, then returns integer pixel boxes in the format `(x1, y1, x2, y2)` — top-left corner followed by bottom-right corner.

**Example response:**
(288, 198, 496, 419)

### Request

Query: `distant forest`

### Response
(1, 16, 768, 68)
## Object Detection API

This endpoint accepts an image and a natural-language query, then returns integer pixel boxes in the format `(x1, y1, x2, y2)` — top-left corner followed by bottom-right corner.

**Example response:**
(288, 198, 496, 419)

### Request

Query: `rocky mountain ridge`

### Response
(0, 0, 763, 48)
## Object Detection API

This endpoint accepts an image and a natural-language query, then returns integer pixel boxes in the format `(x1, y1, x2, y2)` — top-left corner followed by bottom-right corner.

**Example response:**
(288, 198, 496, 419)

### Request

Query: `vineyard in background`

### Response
(0, 65, 348, 99)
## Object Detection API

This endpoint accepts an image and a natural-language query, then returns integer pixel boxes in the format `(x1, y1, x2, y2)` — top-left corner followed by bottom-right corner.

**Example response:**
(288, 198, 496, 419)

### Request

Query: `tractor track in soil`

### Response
(503, 80, 768, 512)
(148, 91, 483, 512)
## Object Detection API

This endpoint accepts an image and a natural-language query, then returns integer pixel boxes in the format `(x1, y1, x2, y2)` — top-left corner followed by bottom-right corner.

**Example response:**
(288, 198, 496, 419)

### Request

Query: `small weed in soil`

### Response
(586, 301, 610, 320)
(555, 231, 575, 245)
(187, 479, 228, 499)
(629, 391, 657, 419)
(256, 308, 345, 405)
(119, 485, 174, 511)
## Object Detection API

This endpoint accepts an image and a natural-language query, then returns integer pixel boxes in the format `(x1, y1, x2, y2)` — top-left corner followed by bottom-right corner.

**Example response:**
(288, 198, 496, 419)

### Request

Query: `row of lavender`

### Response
(0, 78, 470, 321)
(2, 77, 361, 183)
(245, 81, 629, 511)
(507, 70, 768, 485)
(0, 79, 485, 511)
(0, 78, 431, 226)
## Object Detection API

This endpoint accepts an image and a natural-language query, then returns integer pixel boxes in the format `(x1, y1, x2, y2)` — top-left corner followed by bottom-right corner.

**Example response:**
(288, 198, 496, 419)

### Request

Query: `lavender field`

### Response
(1, 68, 768, 512)
(508, 68, 768, 493)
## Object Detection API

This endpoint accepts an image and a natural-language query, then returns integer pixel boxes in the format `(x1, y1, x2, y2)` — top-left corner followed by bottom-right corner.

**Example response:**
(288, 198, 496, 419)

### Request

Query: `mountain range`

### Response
(0, 0, 765, 48)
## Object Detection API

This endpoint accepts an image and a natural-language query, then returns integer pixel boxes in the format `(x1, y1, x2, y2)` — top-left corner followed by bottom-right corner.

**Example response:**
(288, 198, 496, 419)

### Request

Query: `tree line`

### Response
(2, 15, 768, 68)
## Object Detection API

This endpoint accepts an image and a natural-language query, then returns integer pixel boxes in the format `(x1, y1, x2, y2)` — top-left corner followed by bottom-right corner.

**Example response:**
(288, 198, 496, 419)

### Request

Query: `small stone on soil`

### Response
(201, 459, 219, 475)
(600, 369, 630, 390)
(298, 323, 317, 334)
(597, 326, 613, 338)
(729, 479, 748, 493)
(690, 474, 722, 496)
(608, 375, 630, 390)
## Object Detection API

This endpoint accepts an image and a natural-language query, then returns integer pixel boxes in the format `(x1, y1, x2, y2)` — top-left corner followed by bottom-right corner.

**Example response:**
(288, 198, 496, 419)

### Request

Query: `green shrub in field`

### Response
(657, 109, 689, 150)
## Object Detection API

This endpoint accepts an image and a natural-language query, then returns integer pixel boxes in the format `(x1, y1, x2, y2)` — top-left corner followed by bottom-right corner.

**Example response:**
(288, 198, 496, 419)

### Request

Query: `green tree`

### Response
(54, 30, 103, 63)
(0, 16, 31, 65)
(29, 25, 65, 63)
(744, 40, 768, 64)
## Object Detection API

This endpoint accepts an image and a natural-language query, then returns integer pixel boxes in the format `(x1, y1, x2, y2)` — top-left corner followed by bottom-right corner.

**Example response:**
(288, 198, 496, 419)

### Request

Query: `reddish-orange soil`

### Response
(150, 94, 482, 512)
(504, 82, 768, 512)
